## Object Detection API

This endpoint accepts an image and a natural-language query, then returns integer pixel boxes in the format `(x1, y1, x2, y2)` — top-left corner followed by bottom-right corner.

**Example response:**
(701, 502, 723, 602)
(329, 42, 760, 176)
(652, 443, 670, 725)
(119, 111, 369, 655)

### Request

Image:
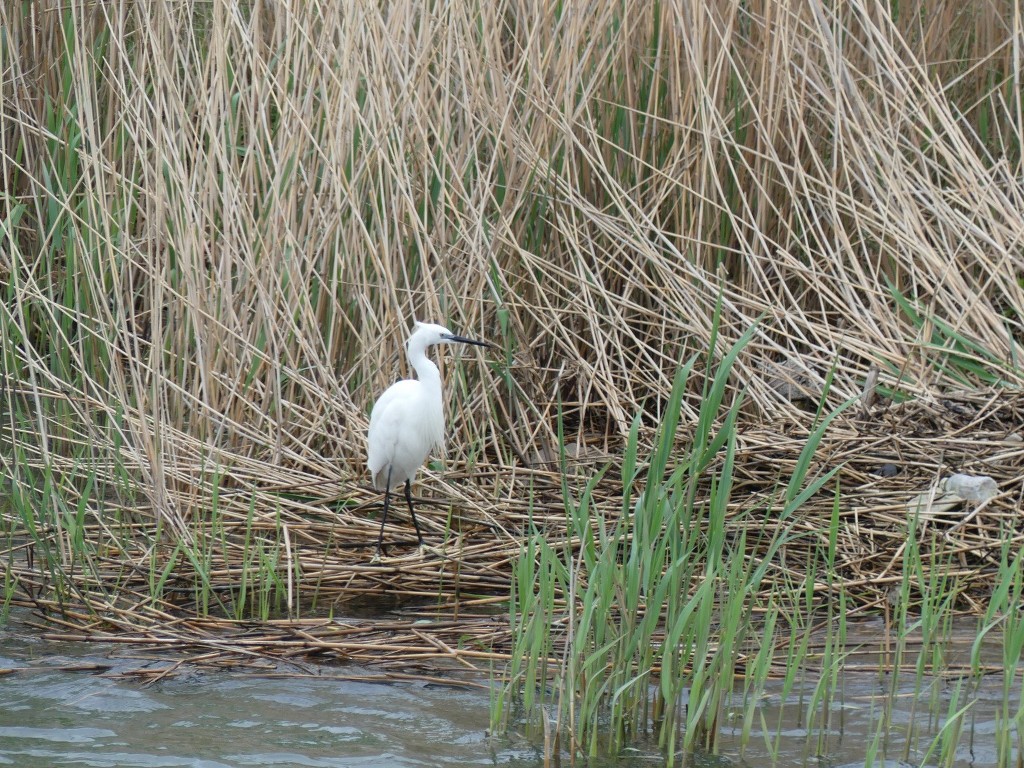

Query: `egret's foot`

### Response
(417, 543, 449, 560)
(390, 543, 438, 560)
(390, 544, 432, 561)
(368, 543, 444, 562)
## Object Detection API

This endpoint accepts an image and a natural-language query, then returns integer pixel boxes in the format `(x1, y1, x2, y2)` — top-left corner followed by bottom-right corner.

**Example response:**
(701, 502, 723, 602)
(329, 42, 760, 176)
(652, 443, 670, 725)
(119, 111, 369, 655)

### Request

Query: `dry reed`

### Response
(0, 0, 1022, 669)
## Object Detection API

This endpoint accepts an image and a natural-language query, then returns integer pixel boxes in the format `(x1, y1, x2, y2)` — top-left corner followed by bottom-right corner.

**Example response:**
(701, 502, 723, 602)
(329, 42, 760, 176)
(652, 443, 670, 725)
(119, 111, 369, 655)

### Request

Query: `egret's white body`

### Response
(366, 321, 489, 558)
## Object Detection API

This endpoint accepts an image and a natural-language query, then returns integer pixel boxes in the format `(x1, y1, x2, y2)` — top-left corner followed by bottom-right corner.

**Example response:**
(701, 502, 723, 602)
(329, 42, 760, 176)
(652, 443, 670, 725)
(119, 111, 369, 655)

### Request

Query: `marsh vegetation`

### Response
(1, 0, 1022, 764)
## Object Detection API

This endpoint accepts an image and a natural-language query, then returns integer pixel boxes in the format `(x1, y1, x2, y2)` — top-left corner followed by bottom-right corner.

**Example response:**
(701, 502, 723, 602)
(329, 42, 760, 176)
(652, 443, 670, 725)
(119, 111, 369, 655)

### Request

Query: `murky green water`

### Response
(0, 614, 1018, 767)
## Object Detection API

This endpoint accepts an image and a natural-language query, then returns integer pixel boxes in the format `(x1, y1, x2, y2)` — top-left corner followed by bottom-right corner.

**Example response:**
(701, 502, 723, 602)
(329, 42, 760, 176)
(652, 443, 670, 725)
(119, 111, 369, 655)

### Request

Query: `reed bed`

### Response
(1, 0, 1023, 759)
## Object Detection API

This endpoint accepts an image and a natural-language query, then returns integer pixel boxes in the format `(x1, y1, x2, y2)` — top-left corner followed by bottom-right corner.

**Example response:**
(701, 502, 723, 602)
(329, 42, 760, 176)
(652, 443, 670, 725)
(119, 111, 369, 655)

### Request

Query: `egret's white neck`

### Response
(407, 336, 441, 391)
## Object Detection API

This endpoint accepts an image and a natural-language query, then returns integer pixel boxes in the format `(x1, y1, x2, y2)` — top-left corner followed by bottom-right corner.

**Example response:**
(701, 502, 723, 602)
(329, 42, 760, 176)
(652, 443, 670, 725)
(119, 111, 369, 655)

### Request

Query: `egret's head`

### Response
(409, 321, 491, 350)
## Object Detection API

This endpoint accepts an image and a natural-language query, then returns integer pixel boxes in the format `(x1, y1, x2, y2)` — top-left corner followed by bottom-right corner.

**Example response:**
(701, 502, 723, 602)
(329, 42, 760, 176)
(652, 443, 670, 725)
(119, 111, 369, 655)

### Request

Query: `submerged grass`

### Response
(495, 323, 1023, 764)
(493, 321, 849, 760)
(0, 0, 1022, 763)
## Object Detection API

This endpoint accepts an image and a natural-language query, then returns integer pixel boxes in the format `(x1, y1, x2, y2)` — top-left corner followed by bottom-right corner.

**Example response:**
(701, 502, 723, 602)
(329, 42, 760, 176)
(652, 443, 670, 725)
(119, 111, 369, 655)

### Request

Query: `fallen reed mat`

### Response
(7, 389, 1023, 674)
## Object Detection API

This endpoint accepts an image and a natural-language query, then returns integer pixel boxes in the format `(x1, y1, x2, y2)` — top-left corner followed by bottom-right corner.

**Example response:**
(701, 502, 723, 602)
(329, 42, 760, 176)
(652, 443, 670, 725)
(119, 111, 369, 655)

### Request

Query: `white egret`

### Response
(366, 321, 491, 559)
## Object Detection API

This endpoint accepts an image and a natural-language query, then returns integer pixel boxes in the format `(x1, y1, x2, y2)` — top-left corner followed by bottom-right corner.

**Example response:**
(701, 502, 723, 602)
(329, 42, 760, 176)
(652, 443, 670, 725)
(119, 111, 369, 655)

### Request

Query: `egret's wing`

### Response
(367, 380, 416, 473)
(367, 380, 413, 437)
(366, 380, 444, 489)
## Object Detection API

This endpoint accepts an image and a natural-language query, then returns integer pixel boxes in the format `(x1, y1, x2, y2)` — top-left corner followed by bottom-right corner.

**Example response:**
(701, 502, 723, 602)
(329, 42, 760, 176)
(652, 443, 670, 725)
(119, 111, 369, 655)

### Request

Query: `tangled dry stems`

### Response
(1, 0, 1022, 669)
(8, 389, 1024, 672)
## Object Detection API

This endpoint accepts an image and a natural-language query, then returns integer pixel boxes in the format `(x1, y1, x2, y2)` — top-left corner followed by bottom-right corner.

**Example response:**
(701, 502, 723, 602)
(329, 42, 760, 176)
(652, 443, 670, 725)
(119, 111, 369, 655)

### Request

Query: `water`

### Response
(0, 614, 1018, 767)
(0, 621, 541, 768)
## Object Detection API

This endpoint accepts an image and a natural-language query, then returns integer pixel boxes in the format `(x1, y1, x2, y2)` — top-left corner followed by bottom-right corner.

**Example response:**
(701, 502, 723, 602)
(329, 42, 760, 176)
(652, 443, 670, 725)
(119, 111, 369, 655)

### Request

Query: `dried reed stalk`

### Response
(1, 0, 1022, 668)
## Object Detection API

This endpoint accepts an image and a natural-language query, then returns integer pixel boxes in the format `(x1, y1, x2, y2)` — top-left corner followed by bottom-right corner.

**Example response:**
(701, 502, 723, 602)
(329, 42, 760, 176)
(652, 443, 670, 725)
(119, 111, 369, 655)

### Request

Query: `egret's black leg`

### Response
(405, 479, 425, 547)
(375, 467, 393, 558)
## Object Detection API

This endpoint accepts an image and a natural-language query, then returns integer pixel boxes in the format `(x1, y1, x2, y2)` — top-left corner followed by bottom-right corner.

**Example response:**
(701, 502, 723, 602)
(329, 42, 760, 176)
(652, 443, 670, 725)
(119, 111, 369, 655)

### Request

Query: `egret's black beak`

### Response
(443, 334, 492, 348)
